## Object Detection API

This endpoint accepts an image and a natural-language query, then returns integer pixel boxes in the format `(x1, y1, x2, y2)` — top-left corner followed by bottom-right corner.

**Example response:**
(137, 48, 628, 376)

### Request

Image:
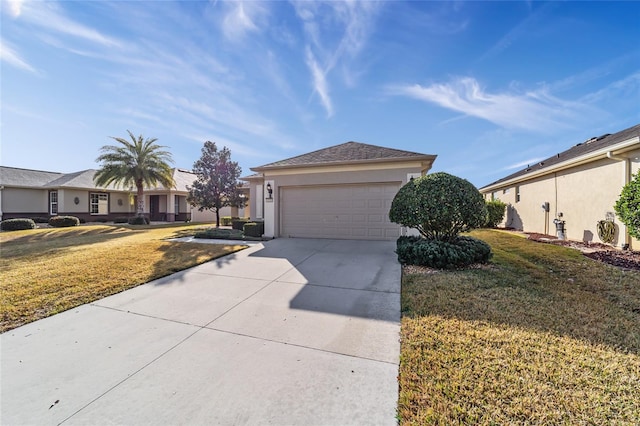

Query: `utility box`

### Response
(553, 218, 566, 240)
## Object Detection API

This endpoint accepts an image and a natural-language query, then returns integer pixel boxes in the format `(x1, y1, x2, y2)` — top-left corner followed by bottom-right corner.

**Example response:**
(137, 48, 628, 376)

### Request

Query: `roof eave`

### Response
(250, 155, 437, 172)
(480, 136, 640, 192)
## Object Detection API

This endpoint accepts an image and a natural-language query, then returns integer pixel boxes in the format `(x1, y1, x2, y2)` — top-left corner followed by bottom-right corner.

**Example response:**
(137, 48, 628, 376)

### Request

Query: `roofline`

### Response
(480, 135, 640, 192)
(250, 154, 437, 172)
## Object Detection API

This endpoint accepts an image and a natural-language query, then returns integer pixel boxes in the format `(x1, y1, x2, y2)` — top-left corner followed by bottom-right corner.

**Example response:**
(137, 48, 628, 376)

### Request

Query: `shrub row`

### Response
(396, 235, 492, 269)
(232, 218, 249, 230)
(128, 216, 150, 225)
(1, 218, 36, 231)
(194, 228, 244, 240)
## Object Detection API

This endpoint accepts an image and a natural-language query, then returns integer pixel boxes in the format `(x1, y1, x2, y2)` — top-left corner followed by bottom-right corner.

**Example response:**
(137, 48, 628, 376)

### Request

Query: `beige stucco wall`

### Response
(109, 192, 132, 214)
(484, 156, 636, 248)
(60, 189, 88, 213)
(2, 187, 48, 213)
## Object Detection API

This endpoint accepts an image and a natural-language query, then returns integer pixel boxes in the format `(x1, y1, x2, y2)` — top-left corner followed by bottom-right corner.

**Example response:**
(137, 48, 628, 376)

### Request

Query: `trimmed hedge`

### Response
(113, 216, 130, 224)
(396, 235, 492, 269)
(231, 218, 249, 230)
(1, 218, 36, 231)
(49, 216, 80, 228)
(32, 217, 50, 223)
(243, 221, 264, 238)
(128, 216, 150, 225)
(221, 216, 235, 226)
(194, 228, 244, 240)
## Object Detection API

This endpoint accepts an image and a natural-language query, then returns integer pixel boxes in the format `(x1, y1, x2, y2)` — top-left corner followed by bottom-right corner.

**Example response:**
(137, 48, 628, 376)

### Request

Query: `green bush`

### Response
(1, 218, 36, 231)
(243, 221, 264, 238)
(231, 218, 249, 230)
(128, 216, 150, 225)
(389, 173, 487, 242)
(614, 172, 640, 240)
(32, 217, 50, 223)
(484, 200, 507, 228)
(396, 235, 492, 269)
(49, 216, 80, 228)
(194, 228, 244, 240)
(113, 216, 130, 224)
(93, 217, 109, 223)
(220, 216, 234, 226)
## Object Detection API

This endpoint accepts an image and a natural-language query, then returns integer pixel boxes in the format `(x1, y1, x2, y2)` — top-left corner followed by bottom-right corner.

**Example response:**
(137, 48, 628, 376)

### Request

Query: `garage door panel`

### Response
(280, 184, 400, 240)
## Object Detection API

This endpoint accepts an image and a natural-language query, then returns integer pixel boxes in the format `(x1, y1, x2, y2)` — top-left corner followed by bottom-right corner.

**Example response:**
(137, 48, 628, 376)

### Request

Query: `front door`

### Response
(150, 195, 160, 221)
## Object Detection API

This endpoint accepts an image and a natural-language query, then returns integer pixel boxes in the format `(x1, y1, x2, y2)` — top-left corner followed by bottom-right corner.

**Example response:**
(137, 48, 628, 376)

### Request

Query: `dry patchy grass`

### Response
(399, 229, 640, 425)
(0, 224, 245, 332)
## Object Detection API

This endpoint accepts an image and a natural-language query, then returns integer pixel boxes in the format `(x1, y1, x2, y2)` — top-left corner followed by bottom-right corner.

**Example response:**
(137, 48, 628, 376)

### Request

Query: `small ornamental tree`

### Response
(614, 172, 640, 240)
(187, 141, 243, 228)
(484, 199, 507, 228)
(389, 172, 487, 242)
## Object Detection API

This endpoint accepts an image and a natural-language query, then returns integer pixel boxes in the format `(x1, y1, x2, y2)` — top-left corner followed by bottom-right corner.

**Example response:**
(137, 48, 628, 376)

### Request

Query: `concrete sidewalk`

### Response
(1, 238, 401, 425)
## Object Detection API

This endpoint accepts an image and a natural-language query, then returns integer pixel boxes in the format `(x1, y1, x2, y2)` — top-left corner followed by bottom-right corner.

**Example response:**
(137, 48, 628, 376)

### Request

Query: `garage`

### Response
(280, 183, 401, 240)
(244, 141, 436, 240)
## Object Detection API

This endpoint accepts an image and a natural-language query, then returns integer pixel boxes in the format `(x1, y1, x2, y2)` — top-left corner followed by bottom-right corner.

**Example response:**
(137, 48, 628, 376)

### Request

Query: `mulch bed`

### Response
(526, 233, 640, 272)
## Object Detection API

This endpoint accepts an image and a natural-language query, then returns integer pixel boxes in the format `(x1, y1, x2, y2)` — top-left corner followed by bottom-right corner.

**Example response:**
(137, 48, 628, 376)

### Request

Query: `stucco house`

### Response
(243, 141, 436, 240)
(0, 166, 247, 223)
(479, 124, 640, 249)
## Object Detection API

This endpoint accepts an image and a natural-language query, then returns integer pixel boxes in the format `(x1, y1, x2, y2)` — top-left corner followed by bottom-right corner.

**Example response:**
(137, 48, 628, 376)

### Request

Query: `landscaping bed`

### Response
(526, 232, 640, 271)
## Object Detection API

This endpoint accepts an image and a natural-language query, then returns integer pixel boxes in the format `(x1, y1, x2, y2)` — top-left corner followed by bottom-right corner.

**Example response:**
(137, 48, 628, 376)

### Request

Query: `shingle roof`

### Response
(480, 123, 640, 190)
(0, 166, 64, 188)
(251, 141, 436, 171)
(0, 166, 197, 192)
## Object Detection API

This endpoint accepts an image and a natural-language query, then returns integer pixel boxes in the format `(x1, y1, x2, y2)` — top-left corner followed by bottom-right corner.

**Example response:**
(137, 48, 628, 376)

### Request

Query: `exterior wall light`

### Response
(266, 183, 273, 199)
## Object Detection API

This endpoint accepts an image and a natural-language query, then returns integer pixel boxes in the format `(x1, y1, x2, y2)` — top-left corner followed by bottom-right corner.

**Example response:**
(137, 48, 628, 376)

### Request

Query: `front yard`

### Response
(399, 229, 640, 424)
(0, 223, 246, 332)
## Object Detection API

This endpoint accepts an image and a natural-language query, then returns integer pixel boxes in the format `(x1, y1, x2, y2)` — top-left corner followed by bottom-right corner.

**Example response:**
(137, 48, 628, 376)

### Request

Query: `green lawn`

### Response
(0, 223, 246, 332)
(399, 229, 640, 425)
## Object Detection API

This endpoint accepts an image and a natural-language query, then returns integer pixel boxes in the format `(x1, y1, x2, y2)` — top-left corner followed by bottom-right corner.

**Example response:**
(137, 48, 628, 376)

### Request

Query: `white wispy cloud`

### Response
(305, 47, 333, 117)
(389, 77, 579, 132)
(10, 0, 121, 48)
(221, 1, 267, 42)
(5, 0, 24, 17)
(0, 38, 37, 73)
(294, 1, 382, 117)
(501, 157, 547, 171)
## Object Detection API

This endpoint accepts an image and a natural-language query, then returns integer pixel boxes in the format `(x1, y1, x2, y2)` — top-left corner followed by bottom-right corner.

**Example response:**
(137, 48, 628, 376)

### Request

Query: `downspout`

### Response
(607, 151, 631, 248)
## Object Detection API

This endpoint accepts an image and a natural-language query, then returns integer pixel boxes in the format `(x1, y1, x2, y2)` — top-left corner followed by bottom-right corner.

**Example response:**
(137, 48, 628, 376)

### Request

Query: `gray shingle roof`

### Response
(252, 141, 436, 171)
(480, 123, 640, 190)
(0, 167, 64, 188)
(0, 166, 197, 192)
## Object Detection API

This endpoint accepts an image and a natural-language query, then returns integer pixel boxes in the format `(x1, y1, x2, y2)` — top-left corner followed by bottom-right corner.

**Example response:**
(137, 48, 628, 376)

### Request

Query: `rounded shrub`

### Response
(128, 216, 150, 225)
(49, 216, 80, 228)
(396, 235, 492, 269)
(389, 173, 487, 242)
(243, 221, 264, 238)
(1, 218, 36, 231)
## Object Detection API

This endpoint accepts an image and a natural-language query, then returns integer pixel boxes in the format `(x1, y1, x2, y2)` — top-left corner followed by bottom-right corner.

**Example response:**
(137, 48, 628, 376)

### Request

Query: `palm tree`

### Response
(94, 130, 175, 217)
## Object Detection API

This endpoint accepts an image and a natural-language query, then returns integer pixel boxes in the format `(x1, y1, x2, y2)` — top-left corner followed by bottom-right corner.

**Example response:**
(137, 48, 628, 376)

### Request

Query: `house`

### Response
(479, 124, 640, 249)
(0, 167, 247, 223)
(242, 141, 437, 240)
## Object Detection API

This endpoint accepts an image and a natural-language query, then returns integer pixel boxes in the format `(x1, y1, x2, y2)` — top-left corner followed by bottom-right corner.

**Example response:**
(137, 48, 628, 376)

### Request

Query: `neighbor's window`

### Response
(49, 191, 58, 215)
(503, 188, 510, 194)
(90, 193, 108, 215)
(515, 186, 521, 203)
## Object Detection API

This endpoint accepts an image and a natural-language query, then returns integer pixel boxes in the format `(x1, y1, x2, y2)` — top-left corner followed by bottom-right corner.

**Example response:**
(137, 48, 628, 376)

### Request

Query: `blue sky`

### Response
(2, 0, 639, 188)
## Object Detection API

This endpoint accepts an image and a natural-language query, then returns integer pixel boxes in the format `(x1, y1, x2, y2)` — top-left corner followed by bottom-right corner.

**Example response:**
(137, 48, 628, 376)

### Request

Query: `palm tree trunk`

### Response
(136, 183, 144, 217)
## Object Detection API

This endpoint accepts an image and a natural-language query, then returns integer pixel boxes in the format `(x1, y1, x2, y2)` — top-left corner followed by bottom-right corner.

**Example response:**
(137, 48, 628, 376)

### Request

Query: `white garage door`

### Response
(280, 183, 401, 240)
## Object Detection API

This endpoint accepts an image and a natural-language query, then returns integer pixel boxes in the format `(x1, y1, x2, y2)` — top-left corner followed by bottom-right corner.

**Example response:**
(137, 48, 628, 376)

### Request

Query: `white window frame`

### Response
(50, 191, 58, 215)
(90, 193, 109, 215)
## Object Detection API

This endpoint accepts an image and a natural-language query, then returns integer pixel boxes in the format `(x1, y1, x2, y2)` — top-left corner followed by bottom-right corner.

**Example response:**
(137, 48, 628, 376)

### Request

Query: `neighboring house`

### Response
(243, 141, 437, 240)
(0, 167, 247, 223)
(479, 124, 640, 249)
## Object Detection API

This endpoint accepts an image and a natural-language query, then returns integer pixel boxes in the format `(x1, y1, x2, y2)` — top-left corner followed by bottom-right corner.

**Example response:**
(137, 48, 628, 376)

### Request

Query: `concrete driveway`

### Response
(1, 238, 401, 425)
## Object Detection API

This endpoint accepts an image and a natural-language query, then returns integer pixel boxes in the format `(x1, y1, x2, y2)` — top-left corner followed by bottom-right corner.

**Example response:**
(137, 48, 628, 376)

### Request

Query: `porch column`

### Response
(166, 192, 175, 222)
